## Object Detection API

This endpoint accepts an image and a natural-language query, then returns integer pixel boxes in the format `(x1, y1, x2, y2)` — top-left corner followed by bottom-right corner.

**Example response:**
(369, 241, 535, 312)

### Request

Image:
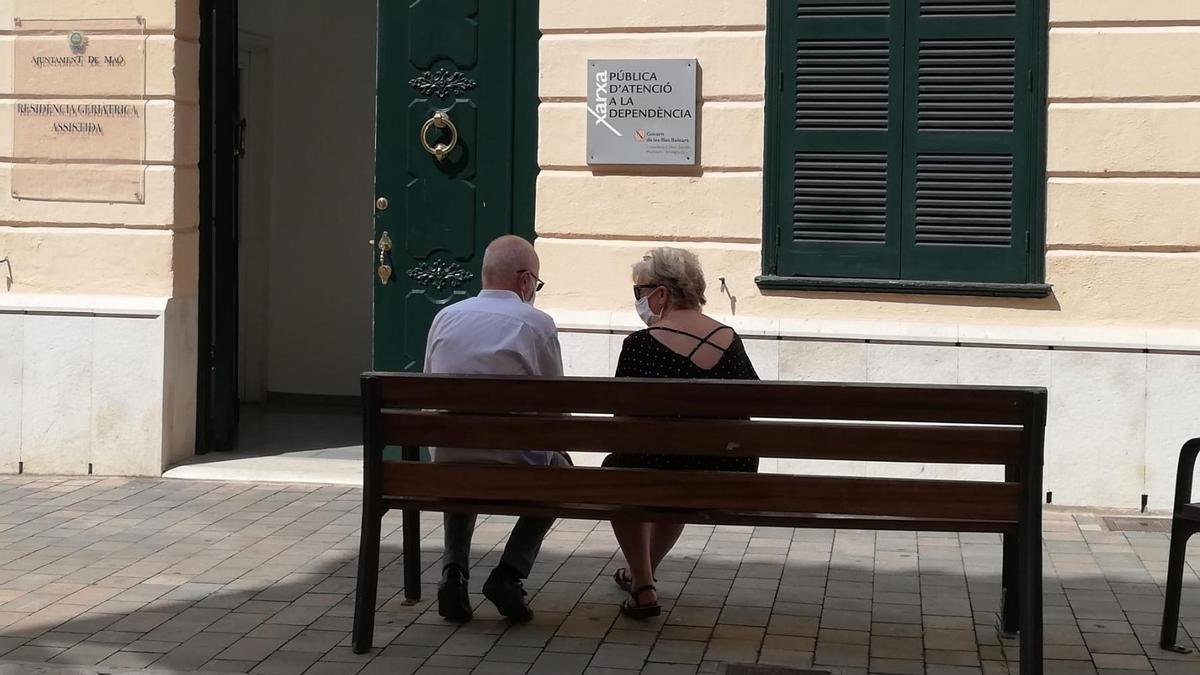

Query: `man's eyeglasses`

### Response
(518, 270, 545, 292)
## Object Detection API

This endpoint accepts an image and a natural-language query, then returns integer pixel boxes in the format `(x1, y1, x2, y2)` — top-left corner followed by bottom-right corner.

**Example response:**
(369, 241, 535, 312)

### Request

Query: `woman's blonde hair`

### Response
(632, 247, 707, 310)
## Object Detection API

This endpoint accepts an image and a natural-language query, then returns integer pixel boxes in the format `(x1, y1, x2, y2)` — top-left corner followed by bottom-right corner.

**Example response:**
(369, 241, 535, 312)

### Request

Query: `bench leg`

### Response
(1001, 464, 1020, 636)
(1002, 530, 1019, 636)
(403, 508, 422, 602)
(1018, 531, 1042, 673)
(1160, 518, 1195, 653)
(352, 503, 383, 654)
(1022, 466, 1041, 672)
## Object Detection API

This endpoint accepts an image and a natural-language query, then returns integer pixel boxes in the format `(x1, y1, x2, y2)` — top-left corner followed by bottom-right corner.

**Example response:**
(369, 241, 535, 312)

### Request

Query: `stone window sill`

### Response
(755, 275, 1053, 299)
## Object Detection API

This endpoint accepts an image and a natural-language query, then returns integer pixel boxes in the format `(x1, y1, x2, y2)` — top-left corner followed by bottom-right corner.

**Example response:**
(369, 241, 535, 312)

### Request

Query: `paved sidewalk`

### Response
(0, 477, 1195, 675)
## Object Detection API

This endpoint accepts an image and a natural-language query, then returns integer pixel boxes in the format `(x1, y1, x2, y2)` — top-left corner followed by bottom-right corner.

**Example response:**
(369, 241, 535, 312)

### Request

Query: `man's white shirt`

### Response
(423, 289, 563, 465)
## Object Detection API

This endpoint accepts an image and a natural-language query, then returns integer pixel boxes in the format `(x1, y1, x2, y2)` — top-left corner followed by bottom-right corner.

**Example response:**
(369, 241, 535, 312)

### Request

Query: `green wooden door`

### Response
(373, 0, 534, 372)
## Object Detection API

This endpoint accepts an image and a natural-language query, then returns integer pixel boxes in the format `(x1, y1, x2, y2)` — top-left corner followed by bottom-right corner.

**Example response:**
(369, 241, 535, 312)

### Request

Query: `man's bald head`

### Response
(482, 235, 539, 292)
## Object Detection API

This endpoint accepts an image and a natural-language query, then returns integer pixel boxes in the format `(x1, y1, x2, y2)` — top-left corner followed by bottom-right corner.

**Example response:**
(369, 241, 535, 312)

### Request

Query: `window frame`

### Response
(759, 0, 1051, 298)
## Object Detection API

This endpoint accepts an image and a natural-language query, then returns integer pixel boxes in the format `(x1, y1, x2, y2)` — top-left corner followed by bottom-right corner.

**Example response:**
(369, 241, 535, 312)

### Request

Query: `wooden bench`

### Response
(352, 373, 1047, 671)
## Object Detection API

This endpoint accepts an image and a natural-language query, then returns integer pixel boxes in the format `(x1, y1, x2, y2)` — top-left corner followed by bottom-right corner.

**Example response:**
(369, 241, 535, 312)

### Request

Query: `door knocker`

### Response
(419, 111, 458, 161)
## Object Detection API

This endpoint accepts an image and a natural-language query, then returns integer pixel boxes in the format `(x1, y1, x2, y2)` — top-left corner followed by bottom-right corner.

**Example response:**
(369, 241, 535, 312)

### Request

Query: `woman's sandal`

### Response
(612, 568, 656, 594)
(612, 568, 633, 593)
(620, 584, 661, 619)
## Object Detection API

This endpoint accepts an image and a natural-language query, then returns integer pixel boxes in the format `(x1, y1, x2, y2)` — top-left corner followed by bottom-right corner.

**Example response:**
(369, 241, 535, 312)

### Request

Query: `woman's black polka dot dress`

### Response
(601, 326, 760, 473)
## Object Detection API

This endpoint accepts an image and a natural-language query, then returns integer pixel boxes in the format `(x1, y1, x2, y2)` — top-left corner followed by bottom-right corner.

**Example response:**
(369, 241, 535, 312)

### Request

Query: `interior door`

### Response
(373, 0, 525, 372)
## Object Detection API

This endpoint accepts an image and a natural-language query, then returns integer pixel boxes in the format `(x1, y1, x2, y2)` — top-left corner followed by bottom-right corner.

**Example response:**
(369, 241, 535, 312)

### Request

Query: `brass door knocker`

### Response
(419, 111, 458, 161)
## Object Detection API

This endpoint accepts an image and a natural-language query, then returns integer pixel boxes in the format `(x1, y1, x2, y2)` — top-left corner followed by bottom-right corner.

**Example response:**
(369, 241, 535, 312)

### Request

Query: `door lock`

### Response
(375, 196, 389, 211)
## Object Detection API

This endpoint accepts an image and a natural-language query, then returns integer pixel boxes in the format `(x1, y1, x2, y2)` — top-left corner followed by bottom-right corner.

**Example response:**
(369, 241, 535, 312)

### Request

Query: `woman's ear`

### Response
(653, 286, 668, 314)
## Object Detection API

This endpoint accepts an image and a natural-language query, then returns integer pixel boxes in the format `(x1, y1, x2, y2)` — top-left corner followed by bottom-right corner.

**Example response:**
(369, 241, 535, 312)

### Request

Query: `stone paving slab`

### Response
(0, 478, 1195, 674)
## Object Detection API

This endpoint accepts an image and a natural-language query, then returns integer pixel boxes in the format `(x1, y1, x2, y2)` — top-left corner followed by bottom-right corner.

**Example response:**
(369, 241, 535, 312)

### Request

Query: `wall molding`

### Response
(0, 293, 169, 317)
(546, 308, 1200, 355)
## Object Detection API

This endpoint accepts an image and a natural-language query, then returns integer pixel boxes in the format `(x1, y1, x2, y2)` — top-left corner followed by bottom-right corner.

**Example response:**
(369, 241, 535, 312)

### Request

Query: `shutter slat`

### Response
(914, 154, 1014, 247)
(918, 38, 1015, 133)
(798, 0, 890, 18)
(796, 38, 890, 132)
(920, 0, 1016, 17)
(793, 152, 890, 245)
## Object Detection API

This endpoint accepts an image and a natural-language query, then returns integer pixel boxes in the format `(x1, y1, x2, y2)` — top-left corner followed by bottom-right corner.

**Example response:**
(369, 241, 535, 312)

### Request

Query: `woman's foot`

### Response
(620, 584, 661, 619)
(613, 568, 633, 593)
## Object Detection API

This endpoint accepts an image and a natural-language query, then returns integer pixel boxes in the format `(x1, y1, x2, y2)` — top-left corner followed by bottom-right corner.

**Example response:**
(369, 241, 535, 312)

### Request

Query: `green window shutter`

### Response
(898, 0, 1033, 282)
(776, 0, 904, 279)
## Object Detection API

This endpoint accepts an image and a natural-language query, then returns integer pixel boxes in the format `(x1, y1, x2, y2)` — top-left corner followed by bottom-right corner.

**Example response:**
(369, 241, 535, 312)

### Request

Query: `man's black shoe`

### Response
(483, 565, 533, 622)
(437, 565, 472, 621)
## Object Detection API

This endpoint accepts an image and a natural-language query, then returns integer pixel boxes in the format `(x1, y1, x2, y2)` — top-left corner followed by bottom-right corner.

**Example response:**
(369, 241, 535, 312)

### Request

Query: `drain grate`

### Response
(1102, 516, 1172, 533)
(724, 662, 830, 667)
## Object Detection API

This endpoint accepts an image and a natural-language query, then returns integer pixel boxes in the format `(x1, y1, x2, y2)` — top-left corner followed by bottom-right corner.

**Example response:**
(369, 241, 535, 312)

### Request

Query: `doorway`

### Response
(236, 32, 271, 405)
(195, 1, 539, 460)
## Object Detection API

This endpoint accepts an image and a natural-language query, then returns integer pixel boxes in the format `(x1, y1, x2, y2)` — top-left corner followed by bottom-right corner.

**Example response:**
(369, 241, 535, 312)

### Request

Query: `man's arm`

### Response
(529, 326, 571, 465)
(422, 313, 443, 374)
(537, 331, 565, 378)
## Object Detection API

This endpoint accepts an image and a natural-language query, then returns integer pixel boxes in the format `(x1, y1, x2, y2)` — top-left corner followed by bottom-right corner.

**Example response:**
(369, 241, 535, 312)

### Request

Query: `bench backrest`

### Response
(362, 373, 1047, 530)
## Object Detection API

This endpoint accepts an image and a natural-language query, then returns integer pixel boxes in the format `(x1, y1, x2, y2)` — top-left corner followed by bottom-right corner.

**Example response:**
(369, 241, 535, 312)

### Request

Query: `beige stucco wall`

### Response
(534, 0, 1200, 330)
(0, 0, 199, 475)
(536, 1, 1200, 510)
(0, 1, 199, 296)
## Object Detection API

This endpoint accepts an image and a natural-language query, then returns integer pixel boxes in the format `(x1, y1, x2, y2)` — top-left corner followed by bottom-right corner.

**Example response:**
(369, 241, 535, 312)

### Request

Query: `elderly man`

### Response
(423, 235, 568, 622)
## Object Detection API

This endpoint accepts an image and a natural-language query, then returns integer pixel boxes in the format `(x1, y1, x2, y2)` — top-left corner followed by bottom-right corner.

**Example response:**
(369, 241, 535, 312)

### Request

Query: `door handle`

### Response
(419, 111, 458, 161)
(376, 231, 393, 284)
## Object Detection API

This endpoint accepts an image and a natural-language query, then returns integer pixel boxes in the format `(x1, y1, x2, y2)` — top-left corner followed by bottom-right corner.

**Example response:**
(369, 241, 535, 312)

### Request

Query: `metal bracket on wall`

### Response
(0, 257, 11, 291)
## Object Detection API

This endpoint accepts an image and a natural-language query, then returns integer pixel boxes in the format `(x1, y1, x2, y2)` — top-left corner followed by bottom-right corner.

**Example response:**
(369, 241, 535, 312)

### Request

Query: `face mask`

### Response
(635, 295, 660, 326)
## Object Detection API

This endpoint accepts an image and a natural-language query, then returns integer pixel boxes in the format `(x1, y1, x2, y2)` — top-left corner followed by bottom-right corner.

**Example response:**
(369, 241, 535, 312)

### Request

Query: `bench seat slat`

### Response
(381, 463, 1022, 523)
(375, 373, 1038, 425)
(1180, 503, 1200, 522)
(381, 411, 1023, 464)
(380, 498, 1018, 533)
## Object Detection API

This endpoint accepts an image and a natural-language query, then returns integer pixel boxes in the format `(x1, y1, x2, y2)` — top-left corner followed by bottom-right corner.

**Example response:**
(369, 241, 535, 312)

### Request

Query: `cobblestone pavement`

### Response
(0, 477, 1195, 675)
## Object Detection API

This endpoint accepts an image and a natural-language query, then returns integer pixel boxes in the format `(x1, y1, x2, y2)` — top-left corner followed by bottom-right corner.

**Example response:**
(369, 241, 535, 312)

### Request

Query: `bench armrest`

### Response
(1174, 438, 1200, 513)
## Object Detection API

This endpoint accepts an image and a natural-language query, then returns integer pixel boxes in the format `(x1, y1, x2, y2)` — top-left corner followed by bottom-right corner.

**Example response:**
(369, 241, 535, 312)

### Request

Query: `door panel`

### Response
(374, 0, 518, 372)
(197, 0, 239, 452)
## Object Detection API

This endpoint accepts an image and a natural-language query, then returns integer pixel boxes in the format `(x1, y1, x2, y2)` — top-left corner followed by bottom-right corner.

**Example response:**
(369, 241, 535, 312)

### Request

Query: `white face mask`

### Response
(635, 295, 661, 326)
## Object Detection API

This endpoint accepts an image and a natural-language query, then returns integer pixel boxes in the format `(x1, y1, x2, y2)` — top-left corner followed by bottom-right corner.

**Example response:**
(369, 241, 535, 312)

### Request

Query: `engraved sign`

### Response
(10, 17, 148, 203)
(586, 59, 698, 166)
(14, 35, 147, 96)
(12, 101, 146, 161)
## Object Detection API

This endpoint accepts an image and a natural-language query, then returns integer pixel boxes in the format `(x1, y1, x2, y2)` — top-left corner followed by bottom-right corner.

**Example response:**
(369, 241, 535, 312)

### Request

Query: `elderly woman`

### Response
(603, 247, 759, 618)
